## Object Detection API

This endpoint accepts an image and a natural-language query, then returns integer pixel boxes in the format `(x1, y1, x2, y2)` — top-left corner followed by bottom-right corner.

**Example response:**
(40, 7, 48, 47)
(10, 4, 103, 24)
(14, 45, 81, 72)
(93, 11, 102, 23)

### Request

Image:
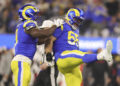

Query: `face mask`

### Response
(72, 17, 84, 29)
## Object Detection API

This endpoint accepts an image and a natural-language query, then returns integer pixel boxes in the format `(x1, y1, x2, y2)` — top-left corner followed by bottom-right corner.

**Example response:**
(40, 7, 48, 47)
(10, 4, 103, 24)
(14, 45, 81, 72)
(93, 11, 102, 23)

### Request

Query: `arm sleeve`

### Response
(23, 20, 37, 30)
(52, 25, 64, 39)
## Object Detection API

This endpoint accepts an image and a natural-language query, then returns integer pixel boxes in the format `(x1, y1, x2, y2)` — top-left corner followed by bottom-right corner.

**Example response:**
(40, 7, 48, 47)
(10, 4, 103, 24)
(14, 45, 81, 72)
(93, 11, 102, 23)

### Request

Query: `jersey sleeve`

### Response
(23, 20, 37, 30)
(53, 25, 64, 38)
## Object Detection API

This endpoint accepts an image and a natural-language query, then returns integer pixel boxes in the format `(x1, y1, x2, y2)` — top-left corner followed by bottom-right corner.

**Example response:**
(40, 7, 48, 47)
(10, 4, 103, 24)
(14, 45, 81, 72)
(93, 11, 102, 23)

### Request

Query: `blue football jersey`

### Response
(53, 22, 79, 54)
(15, 19, 38, 60)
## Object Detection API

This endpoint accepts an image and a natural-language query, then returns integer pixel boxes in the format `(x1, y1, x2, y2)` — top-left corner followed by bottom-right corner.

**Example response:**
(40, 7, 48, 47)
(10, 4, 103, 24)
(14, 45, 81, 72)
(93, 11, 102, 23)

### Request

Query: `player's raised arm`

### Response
(25, 24, 57, 38)
(25, 19, 64, 38)
(37, 19, 63, 45)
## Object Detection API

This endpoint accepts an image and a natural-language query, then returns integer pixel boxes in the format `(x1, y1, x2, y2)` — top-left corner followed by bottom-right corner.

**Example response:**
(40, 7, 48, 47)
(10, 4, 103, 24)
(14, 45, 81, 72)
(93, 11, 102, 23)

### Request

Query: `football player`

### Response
(45, 8, 113, 86)
(10, 4, 61, 86)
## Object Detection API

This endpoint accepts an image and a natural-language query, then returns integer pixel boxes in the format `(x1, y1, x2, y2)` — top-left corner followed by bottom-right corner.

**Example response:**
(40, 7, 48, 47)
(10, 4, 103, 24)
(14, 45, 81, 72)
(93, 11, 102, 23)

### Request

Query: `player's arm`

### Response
(45, 36, 56, 53)
(37, 37, 48, 45)
(45, 26, 63, 61)
(36, 19, 63, 45)
(25, 25, 57, 38)
(45, 25, 63, 53)
(45, 36, 56, 61)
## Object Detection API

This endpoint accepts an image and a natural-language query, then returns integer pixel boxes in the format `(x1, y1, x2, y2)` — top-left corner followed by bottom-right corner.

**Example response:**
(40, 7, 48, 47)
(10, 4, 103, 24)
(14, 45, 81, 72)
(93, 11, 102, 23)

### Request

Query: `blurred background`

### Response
(0, 0, 120, 86)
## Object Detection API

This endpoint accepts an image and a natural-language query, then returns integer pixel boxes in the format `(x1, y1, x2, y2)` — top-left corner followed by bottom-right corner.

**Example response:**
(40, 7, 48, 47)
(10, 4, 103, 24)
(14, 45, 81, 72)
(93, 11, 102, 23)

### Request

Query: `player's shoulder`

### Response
(23, 19, 37, 27)
(61, 22, 70, 31)
(56, 23, 67, 31)
(23, 19, 37, 30)
(16, 21, 24, 29)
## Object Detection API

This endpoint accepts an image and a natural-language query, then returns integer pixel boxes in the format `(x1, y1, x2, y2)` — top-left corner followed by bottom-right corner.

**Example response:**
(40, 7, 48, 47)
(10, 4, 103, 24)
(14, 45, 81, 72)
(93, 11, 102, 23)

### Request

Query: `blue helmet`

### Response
(18, 4, 39, 20)
(65, 8, 85, 25)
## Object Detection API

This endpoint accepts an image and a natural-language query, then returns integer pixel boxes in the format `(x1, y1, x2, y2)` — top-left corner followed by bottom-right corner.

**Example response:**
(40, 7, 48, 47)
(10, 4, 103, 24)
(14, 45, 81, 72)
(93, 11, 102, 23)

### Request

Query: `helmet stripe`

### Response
(74, 9, 80, 17)
(65, 8, 80, 20)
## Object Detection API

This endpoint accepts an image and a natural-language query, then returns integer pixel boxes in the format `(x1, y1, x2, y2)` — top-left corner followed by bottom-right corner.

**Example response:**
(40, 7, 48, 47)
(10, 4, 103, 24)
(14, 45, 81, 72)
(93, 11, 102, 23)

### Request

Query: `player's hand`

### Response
(40, 63, 48, 70)
(54, 18, 64, 27)
(46, 53, 53, 62)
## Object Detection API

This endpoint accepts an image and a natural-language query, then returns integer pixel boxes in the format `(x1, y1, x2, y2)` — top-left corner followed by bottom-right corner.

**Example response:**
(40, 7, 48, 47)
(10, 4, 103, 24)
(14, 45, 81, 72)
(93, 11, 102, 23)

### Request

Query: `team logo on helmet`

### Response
(18, 4, 39, 20)
(65, 8, 84, 25)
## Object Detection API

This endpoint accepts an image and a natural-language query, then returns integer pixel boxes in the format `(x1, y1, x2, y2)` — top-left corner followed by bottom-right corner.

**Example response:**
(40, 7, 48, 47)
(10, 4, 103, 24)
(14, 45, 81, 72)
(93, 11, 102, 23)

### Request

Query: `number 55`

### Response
(68, 31, 79, 47)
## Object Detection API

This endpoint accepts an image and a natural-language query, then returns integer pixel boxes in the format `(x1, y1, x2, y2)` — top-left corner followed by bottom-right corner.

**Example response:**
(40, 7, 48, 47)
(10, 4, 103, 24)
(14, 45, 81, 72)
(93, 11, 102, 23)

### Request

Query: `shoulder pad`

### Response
(23, 20, 38, 30)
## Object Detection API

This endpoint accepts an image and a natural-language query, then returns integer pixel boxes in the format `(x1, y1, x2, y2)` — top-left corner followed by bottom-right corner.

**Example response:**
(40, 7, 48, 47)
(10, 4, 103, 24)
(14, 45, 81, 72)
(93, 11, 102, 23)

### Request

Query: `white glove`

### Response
(54, 18, 64, 27)
(39, 20, 55, 28)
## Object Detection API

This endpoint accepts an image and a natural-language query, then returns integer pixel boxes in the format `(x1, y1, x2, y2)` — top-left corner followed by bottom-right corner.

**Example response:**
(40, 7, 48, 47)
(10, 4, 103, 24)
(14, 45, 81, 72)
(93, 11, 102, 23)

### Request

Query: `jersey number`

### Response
(68, 31, 79, 47)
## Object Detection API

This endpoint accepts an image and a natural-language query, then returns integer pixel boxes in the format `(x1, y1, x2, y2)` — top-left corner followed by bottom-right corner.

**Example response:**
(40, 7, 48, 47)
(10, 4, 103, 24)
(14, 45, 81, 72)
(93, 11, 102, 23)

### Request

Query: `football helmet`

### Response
(18, 4, 39, 20)
(65, 8, 85, 28)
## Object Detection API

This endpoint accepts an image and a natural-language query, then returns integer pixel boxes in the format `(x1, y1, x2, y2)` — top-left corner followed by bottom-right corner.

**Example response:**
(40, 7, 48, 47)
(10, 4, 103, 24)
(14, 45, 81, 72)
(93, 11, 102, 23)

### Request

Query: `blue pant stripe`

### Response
(60, 53, 97, 63)
(60, 54, 82, 59)
(18, 61, 22, 86)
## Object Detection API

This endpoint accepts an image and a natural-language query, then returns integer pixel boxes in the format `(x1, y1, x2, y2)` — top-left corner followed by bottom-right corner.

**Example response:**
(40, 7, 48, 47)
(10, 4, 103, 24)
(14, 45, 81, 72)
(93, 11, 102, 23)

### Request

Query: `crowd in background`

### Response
(0, 0, 120, 86)
(0, 47, 13, 86)
(0, 0, 120, 37)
